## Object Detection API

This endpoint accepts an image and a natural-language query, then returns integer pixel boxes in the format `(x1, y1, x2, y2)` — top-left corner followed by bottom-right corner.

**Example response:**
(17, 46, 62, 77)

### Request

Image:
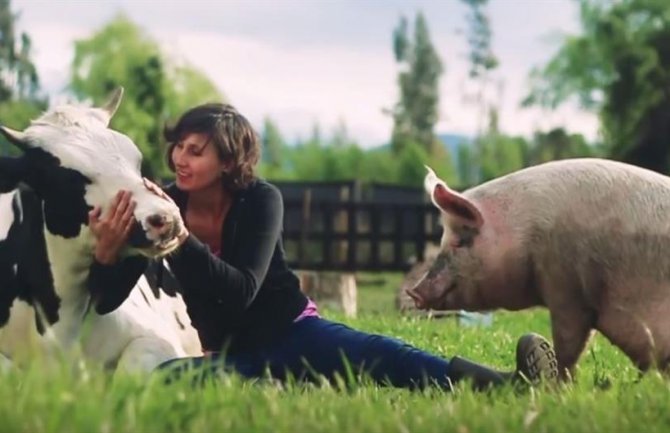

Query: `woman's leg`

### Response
(257, 317, 557, 390)
(155, 317, 558, 390)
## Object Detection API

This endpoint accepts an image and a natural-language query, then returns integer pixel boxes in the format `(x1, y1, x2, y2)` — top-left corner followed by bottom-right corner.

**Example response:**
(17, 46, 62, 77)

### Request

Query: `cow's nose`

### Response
(146, 214, 168, 230)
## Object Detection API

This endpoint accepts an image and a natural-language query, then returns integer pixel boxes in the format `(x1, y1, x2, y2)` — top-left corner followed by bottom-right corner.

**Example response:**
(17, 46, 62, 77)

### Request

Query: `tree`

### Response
(260, 117, 285, 178)
(524, 0, 670, 173)
(390, 12, 443, 155)
(477, 109, 526, 182)
(0, 0, 39, 102)
(329, 118, 353, 148)
(460, 0, 501, 182)
(530, 128, 595, 165)
(69, 14, 225, 177)
(0, 0, 44, 156)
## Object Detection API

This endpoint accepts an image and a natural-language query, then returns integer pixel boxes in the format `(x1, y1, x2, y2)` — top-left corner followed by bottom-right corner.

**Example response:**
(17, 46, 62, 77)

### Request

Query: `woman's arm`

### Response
(86, 189, 146, 314)
(166, 183, 283, 315)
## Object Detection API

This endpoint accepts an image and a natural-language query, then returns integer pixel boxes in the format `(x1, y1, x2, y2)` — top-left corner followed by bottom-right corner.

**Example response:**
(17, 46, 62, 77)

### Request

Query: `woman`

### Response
(88, 103, 558, 391)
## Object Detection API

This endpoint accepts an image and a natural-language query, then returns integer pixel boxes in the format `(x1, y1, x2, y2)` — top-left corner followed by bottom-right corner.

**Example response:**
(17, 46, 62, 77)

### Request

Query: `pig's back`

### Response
(469, 158, 670, 228)
(467, 158, 670, 288)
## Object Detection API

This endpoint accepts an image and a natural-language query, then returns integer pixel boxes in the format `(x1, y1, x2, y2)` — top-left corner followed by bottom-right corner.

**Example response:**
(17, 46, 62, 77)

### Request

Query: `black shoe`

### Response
(447, 333, 559, 391)
(447, 356, 508, 391)
(514, 333, 559, 385)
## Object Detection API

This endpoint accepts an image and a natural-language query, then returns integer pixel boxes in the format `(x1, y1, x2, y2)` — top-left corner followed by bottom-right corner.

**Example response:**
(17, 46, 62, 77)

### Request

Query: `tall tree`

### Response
(530, 128, 595, 165)
(0, 0, 43, 156)
(461, 0, 500, 182)
(391, 12, 443, 155)
(524, 0, 670, 173)
(477, 108, 526, 182)
(260, 117, 285, 178)
(70, 14, 225, 177)
(0, 0, 38, 102)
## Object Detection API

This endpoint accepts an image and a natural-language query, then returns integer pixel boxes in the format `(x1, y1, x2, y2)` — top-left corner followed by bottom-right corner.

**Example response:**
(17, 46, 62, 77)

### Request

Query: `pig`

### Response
(406, 158, 670, 379)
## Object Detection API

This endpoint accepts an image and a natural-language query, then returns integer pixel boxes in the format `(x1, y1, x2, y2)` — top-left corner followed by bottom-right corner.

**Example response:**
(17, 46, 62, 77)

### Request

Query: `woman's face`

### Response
(171, 132, 228, 192)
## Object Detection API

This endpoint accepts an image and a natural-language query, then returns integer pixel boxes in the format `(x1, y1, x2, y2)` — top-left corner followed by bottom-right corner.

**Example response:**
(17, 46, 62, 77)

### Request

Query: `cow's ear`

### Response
(0, 156, 27, 192)
(0, 126, 30, 152)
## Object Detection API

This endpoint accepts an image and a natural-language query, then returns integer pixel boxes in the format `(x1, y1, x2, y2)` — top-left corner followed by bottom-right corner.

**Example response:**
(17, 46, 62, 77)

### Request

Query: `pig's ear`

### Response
(424, 165, 483, 228)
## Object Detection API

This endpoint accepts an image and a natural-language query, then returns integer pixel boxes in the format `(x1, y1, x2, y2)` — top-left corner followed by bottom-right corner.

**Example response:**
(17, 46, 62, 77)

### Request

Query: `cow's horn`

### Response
(101, 86, 124, 119)
(0, 126, 29, 151)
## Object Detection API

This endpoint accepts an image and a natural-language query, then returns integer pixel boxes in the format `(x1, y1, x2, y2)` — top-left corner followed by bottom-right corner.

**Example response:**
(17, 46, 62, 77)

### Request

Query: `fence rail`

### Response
(281, 199, 442, 272)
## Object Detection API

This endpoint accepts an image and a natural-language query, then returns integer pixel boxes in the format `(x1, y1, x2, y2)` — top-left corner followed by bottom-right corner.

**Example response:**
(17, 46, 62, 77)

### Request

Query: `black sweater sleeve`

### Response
(165, 183, 283, 313)
(87, 255, 148, 314)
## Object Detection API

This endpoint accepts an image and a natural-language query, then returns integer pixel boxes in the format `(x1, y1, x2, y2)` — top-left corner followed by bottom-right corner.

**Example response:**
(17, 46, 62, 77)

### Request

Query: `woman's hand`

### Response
(89, 190, 136, 265)
(143, 177, 190, 246)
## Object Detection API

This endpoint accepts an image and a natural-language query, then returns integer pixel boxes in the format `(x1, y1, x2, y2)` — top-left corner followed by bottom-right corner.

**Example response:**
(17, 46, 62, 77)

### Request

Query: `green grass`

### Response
(1, 274, 668, 433)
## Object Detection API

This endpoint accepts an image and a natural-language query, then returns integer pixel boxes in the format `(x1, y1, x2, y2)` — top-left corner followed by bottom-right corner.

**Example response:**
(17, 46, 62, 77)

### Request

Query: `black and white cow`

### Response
(0, 88, 201, 372)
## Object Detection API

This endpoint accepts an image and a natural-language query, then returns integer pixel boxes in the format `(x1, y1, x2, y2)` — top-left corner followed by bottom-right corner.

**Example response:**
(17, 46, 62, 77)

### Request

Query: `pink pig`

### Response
(407, 158, 670, 379)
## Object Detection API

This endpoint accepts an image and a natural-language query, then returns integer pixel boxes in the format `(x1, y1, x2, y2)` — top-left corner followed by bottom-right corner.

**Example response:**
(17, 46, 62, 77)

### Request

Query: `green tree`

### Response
(69, 14, 225, 177)
(524, 0, 670, 173)
(0, 0, 44, 156)
(477, 109, 526, 182)
(0, 0, 39, 102)
(530, 128, 596, 165)
(391, 12, 443, 155)
(461, 0, 500, 181)
(329, 118, 354, 148)
(456, 143, 476, 187)
(260, 117, 285, 178)
(360, 148, 400, 184)
(289, 123, 325, 181)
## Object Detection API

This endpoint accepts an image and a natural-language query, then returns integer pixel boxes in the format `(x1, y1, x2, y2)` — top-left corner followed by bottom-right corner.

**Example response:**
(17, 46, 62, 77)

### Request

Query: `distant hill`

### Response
(371, 132, 471, 154)
(437, 133, 471, 168)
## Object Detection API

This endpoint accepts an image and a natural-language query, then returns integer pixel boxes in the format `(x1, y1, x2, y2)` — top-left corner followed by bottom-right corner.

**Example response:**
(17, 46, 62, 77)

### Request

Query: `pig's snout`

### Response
(405, 287, 426, 310)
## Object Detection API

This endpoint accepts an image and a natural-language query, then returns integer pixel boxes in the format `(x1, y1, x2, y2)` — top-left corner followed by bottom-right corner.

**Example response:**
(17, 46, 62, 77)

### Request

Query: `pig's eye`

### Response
(455, 225, 478, 248)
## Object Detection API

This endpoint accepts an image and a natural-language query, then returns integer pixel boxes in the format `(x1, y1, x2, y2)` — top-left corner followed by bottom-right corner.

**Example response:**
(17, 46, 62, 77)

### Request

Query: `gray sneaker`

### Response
(515, 333, 559, 385)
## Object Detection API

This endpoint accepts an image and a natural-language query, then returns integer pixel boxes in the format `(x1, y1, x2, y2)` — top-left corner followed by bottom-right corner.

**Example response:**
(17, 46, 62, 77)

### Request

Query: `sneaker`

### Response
(515, 333, 559, 385)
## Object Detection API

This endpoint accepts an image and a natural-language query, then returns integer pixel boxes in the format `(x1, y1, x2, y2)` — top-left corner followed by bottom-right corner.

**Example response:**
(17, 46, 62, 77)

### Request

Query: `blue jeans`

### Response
(157, 317, 454, 390)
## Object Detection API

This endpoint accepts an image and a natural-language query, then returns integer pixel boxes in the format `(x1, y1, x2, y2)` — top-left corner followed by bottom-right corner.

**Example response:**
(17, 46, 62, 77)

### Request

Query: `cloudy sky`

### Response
(14, 0, 598, 147)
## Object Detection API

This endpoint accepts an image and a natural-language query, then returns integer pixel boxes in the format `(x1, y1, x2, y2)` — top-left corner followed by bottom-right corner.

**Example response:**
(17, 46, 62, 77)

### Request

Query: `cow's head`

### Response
(0, 87, 184, 258)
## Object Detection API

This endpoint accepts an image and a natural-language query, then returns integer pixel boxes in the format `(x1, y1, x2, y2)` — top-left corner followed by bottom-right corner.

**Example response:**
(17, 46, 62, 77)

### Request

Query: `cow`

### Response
(0, 88, 201, 373)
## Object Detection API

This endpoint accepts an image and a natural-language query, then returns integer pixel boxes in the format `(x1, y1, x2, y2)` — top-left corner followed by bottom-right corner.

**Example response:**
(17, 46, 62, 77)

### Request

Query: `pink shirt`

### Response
(294, 298, 320, 322)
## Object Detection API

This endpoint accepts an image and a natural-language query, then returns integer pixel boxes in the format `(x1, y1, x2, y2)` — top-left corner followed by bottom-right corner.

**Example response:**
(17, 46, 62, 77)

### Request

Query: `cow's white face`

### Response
(0, 88, 184, 257)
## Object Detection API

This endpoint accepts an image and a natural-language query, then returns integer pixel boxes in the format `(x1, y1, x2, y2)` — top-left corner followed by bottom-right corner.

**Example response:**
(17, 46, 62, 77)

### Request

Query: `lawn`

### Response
(1, 272, 667, 433)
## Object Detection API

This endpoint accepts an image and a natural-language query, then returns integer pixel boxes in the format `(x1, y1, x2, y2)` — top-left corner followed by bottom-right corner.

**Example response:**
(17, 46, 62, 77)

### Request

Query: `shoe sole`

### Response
(516, 333, 559, 385)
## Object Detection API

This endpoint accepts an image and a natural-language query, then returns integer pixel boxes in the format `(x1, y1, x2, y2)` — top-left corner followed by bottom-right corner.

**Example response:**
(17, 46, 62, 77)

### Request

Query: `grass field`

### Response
(1, 272, 668, 433)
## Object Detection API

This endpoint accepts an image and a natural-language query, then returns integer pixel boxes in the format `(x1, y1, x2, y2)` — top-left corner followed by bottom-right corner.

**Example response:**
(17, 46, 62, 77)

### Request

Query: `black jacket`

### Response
(88, 179, 308, 353)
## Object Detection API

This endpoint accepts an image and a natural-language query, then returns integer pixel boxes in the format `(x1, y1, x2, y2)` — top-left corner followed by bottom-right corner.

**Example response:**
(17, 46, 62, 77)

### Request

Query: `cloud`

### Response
(158, 30, 397, 145)
(26, 23, 88, 95)
(14, 0, 599, 147)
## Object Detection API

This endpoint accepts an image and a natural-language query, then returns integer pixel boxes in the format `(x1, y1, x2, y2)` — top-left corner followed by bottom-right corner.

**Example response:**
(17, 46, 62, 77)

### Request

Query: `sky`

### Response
(14, 0, 599, 148)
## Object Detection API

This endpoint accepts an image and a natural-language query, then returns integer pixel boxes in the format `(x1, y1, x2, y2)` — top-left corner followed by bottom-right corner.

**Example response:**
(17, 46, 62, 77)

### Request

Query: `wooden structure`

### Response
(274, 180, 442, 272)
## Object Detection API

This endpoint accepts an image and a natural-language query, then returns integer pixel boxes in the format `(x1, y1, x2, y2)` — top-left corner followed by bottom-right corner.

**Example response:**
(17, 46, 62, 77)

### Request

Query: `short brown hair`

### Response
(164, 103, 260, 191)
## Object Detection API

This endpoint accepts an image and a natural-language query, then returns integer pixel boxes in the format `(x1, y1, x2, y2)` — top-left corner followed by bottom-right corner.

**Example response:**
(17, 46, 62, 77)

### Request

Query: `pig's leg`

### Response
(597, 307, 656, 372)
(549, 306, 595, 380)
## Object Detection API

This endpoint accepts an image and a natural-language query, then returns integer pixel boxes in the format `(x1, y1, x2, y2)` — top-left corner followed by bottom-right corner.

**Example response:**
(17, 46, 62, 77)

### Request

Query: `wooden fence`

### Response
(274, 181, 443, 272)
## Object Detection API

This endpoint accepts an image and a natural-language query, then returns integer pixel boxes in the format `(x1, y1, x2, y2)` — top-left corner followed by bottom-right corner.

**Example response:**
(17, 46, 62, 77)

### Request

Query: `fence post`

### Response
(298, 188, 311, 269)
(322, 202, 333, 267)
(393, 206, 404, 269)
(369, 205, 380, 268)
